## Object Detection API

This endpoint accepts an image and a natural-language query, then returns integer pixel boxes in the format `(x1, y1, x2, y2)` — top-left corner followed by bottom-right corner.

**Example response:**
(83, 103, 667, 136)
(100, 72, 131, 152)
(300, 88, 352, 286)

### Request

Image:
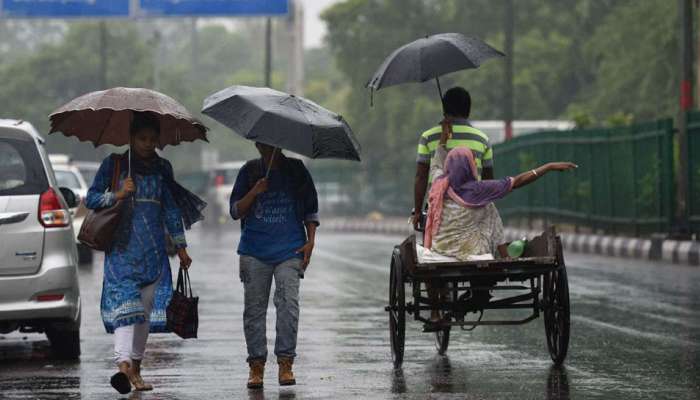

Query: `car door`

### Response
(0, 129, 49, 276)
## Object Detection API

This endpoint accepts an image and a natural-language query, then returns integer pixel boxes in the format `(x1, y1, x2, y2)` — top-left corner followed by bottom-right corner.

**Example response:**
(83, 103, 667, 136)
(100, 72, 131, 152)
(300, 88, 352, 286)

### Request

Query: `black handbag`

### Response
(78, 155, 125, 251)
(166, 268, 199, 339)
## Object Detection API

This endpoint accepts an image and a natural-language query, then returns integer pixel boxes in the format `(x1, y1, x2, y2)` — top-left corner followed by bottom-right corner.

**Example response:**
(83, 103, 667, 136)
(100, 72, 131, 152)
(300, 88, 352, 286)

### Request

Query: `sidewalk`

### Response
(322, 217, 700, 267)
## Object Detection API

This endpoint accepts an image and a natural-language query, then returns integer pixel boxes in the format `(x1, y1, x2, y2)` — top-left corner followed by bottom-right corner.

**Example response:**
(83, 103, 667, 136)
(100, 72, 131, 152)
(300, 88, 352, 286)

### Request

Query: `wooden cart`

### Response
(386, 227, 570, 368)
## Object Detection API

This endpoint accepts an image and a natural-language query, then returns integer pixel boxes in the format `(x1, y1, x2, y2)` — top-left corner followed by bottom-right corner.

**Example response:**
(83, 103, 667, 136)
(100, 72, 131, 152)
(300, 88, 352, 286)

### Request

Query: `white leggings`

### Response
(114, 275, 159, 365)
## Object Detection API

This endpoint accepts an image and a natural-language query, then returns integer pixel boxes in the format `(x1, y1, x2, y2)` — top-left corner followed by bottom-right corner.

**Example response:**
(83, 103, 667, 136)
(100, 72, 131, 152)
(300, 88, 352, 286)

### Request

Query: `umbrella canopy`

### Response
(202, 85, 361, 161)
(366, 33, 504, 93)
(49, 87, 208, 148)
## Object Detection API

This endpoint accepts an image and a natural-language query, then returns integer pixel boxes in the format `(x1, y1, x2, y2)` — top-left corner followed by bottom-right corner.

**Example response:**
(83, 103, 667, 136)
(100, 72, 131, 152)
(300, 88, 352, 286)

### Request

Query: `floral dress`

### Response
(86, 155, 186, 333)
(428, 146, 505, 261)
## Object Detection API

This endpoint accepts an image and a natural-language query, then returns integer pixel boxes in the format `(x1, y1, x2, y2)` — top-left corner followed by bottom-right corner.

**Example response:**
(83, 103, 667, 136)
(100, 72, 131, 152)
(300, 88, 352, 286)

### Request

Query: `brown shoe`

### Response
(247, 359, 265, 389)
(128, 359, 154, 391)
(277, 357, 296, 386)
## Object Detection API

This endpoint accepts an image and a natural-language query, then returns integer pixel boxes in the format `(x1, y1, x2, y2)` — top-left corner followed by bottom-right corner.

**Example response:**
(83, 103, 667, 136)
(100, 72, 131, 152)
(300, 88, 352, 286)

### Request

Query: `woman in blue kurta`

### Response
(85, 112, 204, 394)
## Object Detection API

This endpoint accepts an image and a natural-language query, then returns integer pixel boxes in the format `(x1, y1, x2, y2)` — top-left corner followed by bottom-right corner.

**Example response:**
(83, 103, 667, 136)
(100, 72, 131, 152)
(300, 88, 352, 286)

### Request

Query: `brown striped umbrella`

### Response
(49, 87, 208, 148)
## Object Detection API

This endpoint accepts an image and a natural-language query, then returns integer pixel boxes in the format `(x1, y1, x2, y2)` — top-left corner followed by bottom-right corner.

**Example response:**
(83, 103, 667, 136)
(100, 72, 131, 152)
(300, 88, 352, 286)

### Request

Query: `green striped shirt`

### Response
(417, 119, 492, 181)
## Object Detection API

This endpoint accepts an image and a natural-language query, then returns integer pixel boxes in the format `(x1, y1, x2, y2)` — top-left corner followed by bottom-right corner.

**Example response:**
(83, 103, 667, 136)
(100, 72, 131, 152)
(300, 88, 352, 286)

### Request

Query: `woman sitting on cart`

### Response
(424, 120, 576, 260)
(423, 120, 576, 324)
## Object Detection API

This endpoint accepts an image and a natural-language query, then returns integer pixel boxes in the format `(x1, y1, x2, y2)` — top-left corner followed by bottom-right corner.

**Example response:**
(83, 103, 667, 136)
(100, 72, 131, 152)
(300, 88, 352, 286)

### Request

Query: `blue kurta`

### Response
(86, 155, 187, 333)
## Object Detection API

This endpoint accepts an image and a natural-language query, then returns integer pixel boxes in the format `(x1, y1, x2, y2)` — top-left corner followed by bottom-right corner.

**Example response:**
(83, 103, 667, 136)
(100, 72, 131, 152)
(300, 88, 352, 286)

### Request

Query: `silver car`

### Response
(0, 119, 81, 359)
(50, 156, 93, 263)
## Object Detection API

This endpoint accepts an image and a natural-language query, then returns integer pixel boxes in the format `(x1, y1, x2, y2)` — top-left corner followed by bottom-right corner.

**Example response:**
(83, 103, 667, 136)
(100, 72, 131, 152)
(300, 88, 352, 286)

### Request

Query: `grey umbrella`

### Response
(366, 33, 504, 99)
(202, 85, 361, 161)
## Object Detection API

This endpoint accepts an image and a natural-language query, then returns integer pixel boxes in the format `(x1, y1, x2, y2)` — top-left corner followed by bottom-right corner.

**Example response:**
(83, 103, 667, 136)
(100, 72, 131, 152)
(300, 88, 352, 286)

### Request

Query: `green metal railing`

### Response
(686, 111, 700, 233)
(493, 119, 675, 236)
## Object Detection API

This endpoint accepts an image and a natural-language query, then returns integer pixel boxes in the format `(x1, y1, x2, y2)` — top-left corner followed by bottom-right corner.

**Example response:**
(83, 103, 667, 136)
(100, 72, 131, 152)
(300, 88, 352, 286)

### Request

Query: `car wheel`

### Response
(46, 325, 81, 360)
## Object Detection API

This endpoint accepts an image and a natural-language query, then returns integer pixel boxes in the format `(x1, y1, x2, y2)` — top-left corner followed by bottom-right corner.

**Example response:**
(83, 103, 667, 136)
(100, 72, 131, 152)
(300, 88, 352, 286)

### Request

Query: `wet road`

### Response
(1, 228, 699, 399)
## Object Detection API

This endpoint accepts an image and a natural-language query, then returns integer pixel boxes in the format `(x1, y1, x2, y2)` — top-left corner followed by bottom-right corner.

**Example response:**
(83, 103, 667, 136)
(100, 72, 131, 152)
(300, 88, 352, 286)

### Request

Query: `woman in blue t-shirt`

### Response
(229, 142, 319, 389)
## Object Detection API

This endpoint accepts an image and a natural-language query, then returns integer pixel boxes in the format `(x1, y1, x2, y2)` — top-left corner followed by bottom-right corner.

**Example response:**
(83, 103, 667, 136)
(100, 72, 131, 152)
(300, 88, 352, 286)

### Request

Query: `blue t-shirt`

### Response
(230, 164, 314, 265)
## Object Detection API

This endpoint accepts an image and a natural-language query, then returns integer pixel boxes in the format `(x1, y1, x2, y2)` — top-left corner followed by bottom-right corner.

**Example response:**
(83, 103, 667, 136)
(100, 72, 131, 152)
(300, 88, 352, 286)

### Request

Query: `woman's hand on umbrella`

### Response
(177, 248, 192, 270)
(251, 178, 269, 196)
(116, 177, 136, 200)
(546, 162, 578, 172)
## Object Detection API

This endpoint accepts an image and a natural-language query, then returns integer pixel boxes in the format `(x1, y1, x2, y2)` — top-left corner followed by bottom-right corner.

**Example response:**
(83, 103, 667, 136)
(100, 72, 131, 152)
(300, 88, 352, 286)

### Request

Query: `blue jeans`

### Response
(239, 255, 303, 363)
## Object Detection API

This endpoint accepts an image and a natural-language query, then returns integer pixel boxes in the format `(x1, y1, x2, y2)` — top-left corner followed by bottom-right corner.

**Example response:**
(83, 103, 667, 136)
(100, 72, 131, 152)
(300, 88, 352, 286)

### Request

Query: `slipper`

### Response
(110, 371, 131, 394)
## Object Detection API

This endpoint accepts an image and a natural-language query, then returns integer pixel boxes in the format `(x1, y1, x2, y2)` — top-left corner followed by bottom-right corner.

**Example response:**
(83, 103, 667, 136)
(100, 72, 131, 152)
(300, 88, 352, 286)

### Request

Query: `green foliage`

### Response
(572, 0, 680, 121)
(605, 112, 635, 127)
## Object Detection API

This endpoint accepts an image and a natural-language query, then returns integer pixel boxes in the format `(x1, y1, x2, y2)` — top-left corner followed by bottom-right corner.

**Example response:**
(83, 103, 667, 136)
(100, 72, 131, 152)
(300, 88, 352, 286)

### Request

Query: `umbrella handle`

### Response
(128, 134, 134, 207)
(265, 147, 278, 179)
(128, 134, 132, 178)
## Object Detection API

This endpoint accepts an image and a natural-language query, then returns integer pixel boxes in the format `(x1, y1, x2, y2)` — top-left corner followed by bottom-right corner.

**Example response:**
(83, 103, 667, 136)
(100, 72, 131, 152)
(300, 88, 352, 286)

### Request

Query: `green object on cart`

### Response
(507, 239, 527, 258)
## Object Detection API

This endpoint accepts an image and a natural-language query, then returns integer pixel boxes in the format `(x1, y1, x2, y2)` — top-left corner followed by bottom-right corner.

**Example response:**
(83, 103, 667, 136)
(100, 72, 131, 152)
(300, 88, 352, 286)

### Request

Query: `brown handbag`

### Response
(77, 155, 125, 251)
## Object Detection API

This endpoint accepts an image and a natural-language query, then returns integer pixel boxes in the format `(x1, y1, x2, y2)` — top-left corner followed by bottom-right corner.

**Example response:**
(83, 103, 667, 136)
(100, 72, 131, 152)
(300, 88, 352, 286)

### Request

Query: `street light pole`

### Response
(677, 0, 692, 234)
(504, 0, 514, 141)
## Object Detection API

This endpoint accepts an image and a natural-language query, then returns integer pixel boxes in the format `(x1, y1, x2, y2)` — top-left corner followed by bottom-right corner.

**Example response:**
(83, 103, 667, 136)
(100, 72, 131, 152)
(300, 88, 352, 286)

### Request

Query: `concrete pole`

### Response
(677, 0, 692, 234)
(503, 0, 514, 141)
(190, 18, 198, 76)
(99, 21, 108, 89)
(153, 29, 161, 90)
(264, 17, 272, 87)
(286, 0, 304, 96)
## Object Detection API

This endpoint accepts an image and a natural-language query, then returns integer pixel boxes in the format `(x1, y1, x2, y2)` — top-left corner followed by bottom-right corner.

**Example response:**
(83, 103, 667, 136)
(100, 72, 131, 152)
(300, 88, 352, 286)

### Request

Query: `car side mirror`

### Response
(59, 187, 78, 208)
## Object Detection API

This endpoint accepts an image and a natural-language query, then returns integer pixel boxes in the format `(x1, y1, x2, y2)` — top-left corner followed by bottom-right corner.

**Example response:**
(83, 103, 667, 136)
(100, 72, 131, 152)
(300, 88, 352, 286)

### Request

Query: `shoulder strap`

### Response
(110, 154, 121, 191)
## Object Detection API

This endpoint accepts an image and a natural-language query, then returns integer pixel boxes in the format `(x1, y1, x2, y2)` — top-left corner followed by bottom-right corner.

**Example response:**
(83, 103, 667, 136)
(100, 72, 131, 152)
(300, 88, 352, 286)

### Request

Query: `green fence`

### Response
(493, 119, 675, 236)
(687, 111, 700, 233)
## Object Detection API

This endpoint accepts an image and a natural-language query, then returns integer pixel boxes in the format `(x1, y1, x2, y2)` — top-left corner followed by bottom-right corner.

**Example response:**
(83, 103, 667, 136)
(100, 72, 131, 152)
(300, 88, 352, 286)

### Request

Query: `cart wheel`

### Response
(543, 240, 570, 365)
(435, 327, 450, 355)
(389, 251, 406, 368)
(389, 250, 406, 369)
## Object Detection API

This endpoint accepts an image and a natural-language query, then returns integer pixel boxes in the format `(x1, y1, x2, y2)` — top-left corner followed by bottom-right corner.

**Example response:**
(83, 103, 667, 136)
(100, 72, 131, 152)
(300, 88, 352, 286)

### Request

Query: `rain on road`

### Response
(1, 228, 698, 399)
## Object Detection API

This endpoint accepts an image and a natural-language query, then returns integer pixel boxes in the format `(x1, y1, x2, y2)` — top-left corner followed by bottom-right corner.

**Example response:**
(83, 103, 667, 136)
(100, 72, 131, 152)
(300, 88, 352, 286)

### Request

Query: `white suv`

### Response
(0, 119, 81, 359)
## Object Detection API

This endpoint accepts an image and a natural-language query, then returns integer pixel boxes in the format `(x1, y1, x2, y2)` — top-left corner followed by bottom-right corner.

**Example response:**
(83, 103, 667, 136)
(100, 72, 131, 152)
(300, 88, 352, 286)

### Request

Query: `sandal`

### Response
(110, 362, 132, 394)
(129, 359, 154, 391)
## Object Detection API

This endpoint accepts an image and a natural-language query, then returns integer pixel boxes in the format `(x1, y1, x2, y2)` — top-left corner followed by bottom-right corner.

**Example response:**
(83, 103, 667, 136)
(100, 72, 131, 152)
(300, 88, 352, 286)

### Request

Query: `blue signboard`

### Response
(139, 0, 288, 16)
(1, 0, 130, 17)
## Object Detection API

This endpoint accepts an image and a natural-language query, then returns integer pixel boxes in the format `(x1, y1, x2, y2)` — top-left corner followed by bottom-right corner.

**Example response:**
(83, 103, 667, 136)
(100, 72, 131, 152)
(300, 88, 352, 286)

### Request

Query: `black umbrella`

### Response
(202, 85, 361, 162)
(366, 33, 504, 101)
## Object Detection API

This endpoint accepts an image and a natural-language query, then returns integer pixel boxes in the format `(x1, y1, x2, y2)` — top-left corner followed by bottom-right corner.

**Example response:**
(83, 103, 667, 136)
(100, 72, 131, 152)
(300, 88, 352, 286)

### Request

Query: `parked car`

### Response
(0, 119, 81, 359)
(49, 154, 92, 263)
(72, 160, 100, 189)
(209, 161, 245, 225)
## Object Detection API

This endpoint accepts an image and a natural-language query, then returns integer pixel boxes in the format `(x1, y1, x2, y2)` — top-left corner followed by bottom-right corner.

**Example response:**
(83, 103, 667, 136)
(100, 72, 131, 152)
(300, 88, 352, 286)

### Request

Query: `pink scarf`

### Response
(424, 147, 513, 249)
